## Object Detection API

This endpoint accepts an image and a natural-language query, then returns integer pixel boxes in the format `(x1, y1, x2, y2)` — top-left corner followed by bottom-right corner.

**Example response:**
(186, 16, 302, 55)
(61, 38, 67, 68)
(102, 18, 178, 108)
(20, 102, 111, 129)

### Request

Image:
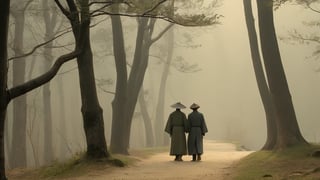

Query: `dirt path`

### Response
(77, 140, 253, 180)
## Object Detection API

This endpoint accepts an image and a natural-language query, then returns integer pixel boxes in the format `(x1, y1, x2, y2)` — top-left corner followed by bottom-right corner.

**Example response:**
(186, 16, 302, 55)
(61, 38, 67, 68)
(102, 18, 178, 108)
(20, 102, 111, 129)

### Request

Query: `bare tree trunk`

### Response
(10, 9, 27, 168)
(0, 0, 10, 179)
(110, 16, 172, 153)
(122, 18, 150, 152)
(155, 27, 174, 146)
(256, 0, 308, 148)
(155, 0, 174, 147)
(139, 89, 154, 147)
(0, 108, 7, 180)
(78, 28, 109, 158)
(243, 0, 277, 150)
(110, 17, 149, 154)
(57, 0, 110, 158)
(109, 6, 128, 154)
(42, 0, 57, 164)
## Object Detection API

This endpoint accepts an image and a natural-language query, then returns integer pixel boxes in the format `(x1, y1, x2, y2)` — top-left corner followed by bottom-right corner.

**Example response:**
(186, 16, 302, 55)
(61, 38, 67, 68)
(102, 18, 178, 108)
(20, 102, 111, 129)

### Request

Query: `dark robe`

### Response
(187, 111, 208, 155)
(165, 110, 188, 155)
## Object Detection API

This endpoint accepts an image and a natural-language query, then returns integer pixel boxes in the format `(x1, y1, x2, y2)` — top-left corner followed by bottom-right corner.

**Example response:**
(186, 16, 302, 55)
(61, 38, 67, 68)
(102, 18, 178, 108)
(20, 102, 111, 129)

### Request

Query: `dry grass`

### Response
(6, 147, 168, 180)
(229, 144, 320, 180)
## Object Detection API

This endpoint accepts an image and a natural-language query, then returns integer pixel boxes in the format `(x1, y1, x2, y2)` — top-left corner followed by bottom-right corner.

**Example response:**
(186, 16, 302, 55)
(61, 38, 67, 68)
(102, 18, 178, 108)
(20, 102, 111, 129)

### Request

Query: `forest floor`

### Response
(7, 140, 252, 180)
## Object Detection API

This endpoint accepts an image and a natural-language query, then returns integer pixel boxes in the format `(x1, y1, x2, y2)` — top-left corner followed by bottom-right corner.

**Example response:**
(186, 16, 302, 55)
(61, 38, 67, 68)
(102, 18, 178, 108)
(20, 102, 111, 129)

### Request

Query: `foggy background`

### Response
(5, 0, 320, 168)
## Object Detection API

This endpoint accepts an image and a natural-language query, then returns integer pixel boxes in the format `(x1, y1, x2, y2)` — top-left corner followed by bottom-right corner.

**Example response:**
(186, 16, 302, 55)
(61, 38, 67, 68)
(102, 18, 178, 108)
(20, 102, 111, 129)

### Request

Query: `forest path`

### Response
(77, 140, 253, 180)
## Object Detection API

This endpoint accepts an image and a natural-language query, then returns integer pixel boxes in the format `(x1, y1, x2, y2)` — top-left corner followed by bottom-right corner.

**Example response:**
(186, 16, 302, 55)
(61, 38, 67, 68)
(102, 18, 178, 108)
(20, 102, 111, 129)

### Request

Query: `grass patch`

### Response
(230, 144, 320, 180)
(40, 152, 127, 179)
(7, 146, 168, 180)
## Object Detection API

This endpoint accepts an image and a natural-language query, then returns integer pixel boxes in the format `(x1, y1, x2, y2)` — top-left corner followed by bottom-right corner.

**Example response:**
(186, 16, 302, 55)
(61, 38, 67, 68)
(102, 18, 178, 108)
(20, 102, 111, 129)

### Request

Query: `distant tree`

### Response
(138, 88, 154, 147)
(42, 0, 58, 164)
(109, 0, 220, 154)
(0, 1, 80, 179)
(243, 0, 277, 150)
(278, 0, 320, 66)
(8, 0, 31, 168)
(256, 0, 308, 148)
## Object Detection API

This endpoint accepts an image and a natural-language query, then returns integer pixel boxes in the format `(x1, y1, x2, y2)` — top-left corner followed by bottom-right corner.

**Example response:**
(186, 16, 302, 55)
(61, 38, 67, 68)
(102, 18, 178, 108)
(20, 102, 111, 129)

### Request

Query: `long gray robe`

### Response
(165, 110, 188, 155)
(187, 111, 208, 155)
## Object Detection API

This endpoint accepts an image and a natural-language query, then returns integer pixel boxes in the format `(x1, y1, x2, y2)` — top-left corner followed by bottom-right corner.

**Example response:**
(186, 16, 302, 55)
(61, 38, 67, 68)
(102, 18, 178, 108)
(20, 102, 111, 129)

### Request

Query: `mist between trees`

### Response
(1, 0, 320, 179)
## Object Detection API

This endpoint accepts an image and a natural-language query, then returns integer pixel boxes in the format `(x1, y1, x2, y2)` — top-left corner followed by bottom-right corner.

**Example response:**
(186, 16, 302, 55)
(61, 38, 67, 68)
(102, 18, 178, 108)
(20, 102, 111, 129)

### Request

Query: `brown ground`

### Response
(72, 140, 252, 180)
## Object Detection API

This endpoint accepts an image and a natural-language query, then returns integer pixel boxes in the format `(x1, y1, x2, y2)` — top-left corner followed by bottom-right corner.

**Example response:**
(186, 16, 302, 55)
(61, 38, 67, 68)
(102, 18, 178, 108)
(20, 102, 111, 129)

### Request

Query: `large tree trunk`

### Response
(110, 17, 171, 153)
(0, 108, 7, 180)
(9, 9, 27, 168)
(60, 0, 110, 158)
(110, 18, 149, 154)
(77, 25, 109, 158)
(0, 0, 10, 179)
(256, 0, 308, 148)
(139, 89, 154, 147)
(155, 26, 174, 146)
(122, 18, 150, 152)
(109, 10, 129, 154)
(243, 0, 277, 150)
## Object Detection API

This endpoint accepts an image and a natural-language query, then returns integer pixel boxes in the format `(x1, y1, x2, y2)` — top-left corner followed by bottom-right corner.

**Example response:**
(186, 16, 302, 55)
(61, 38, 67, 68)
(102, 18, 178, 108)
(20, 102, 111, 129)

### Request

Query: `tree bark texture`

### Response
(56, 0, 110, 158)
(0, 0, 10, 179)
(256, 0, 308, 148)
(243, 0, 277, 150)
(77, 24, 109, 158)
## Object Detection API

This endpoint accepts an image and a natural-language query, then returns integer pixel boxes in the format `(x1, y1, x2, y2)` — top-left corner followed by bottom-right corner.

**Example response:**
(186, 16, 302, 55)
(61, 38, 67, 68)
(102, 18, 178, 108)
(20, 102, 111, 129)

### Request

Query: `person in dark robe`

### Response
(187, 103, 208, 161)
(165, 102, 188, 161)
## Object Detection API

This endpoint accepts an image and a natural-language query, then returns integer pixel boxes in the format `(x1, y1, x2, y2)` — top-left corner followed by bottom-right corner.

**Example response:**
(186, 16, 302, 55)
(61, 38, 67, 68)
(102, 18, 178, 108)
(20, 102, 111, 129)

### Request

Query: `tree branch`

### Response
(8, 50, 80, 101)
(142, 0, 168, 16)
(92, 11, 215, 27)
(8, 17, 106, 61)
(90, 2, 113, 16)
(8, 28, 73, 61)
(306, 2, 320, 14)
(150, 23, 173, 44)
(54, 0, 71, 18)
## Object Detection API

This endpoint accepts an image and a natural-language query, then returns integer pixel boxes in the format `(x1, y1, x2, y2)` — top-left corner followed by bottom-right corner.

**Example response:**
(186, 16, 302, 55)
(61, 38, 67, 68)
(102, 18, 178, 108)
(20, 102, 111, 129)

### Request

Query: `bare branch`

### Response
(54, 0, 71, 18)
(92, 11, 217, 27)
(8, 50, 80, 101)
(90, 2, 113, 16)
(9, 17, 106, 61)
(306, 2, 320, 14)
(97, 85, 115, 95)
(150, 23, 174, 44)
(142, 0, 168, 16)
(23, 0, 34, 11)
(8, 28, 73, 61)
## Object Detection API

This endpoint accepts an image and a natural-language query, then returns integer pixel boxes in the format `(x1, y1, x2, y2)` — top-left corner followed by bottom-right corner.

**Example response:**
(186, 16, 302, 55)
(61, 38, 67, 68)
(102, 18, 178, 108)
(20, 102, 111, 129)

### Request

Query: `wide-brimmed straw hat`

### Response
(190, 103, 200, 109)
(170, 102, 186, 109)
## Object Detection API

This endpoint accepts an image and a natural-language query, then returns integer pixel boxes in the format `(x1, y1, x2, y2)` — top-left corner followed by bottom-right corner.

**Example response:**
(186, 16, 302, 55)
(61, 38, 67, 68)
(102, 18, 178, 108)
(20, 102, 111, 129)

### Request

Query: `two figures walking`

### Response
(165, 102, 208, 161)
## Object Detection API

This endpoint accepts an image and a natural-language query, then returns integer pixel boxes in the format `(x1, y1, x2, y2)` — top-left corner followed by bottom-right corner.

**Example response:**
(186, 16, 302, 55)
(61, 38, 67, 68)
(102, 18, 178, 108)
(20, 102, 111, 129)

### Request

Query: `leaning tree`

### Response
(256, 0, 308, 149)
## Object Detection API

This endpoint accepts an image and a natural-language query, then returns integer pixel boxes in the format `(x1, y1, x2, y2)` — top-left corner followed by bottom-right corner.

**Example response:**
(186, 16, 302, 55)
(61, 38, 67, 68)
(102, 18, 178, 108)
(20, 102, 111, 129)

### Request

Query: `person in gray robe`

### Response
(165, 102, 188, 161)
(187, 103, 208, 161)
